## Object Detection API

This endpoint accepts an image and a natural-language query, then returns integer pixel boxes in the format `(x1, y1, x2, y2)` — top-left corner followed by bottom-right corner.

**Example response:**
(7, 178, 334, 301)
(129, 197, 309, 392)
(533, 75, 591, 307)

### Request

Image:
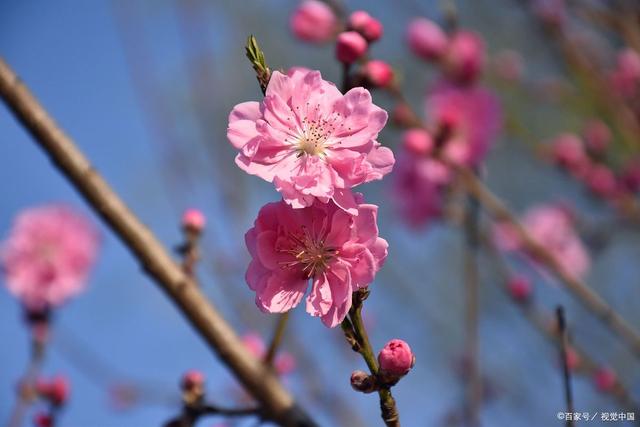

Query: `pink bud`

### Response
(585, 164, 617, 199)
(363, 60, 394, 87)
(550, 133, 588, 175)
(335, 31, 368, 64)
(48, 376, 69, 406)
(533, 0, 566, 27)
(402, 129, 433, 156)
(33, 412, 52, 427)
(443, 31, 485, 85)
(593, 366, 617, 393)
(507, 276, 532, 303)
(181, 370, 204, 391)
(290, 0, 337, 44)
(617, 48, 640, 82)
(583, 120, 611, 155)
(378, 339, 415, 376)
(406, 18, 448, 61)
(182, 209, 205, 231)
(620, 159, 640, 193)
(275, 352, 297, 376)
(348, 10, 383, 42)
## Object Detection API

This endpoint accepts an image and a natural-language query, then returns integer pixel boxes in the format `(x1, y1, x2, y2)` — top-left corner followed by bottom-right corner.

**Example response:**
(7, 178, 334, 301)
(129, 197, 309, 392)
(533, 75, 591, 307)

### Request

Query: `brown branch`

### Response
(556, 306, 575, 427)
(456, 165, 640, 359)
(0, 58, 316, 427)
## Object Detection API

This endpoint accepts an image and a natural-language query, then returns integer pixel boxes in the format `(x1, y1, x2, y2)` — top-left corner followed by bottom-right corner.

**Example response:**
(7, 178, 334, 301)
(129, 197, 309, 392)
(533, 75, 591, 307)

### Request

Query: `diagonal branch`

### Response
(0, 57, 316, 427)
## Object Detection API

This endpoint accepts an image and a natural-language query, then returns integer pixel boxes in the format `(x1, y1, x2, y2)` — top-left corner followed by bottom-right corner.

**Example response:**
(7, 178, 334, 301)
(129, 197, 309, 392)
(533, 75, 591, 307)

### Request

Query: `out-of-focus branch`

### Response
(0, 58, 316, 427)
(457, 165, 640, 358)
(556, 306, 575, 427)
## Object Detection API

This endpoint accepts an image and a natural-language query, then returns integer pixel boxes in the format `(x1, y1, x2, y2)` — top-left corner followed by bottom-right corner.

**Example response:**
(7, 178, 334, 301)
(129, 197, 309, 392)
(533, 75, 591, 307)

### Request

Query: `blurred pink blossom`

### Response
(406, 18, 448, 61)
(290, 0, 337, 44)
(1, 205, 99, 310)
(532, 0, 566, 27)
(609, 48, 640, 98)
(426, 81, 502, 167)
(582, 119, 611, 155)
(227, 69, 394, 214)
(244, 199, 388, 327)
(181, 208, 206, 231)
(443, 31, 485, 85)
(401, 129, 433, 156)
(550, 133, 589, 176)
(493, 204, 590, 280)
(362, 60, 394, 88)
(241, 332, 296, 375)
(584, 164, 618, 199)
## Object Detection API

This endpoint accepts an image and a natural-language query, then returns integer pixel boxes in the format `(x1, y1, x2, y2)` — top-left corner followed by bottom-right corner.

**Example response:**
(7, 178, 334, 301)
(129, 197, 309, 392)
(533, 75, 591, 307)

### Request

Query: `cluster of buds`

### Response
(549, 121, 640, 201)
(406, 18, 486, 85)
(32, 376, 70, 427)
(290, 4, 395, 89)
(350, 339, 415, 393)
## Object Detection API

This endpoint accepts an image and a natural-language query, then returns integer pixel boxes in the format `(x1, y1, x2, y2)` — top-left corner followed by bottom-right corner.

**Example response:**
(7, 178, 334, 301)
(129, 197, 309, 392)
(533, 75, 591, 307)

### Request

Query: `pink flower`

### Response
(290, 0, 337, 44)
(593, 366, 617, 393)
(244, 198, 388, 327)
(336, 31, 368, 64)
(550, 133, 589, 176)
(362, 60, 394, 88)
(443, 31, 485, 85)
(494, 204, 590, 280)
(390, 151, 448, 228)
(1, 205, 100, 311)
(240, 332, 297, 374)
(182, 208, 206, 231)
(406, 18, 448, 61)
(378, 339, 415, 376)
(348, 11, 383, 42)
(228, 69, 394, 214)
(425, 82, 502, 167)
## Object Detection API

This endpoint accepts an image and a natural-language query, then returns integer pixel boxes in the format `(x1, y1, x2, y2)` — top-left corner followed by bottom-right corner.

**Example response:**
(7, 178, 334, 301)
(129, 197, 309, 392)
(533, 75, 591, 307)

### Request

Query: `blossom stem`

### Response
(456, 165, 640, 359)
(265, 312, 290, 366)
(556, 306, 575, 427)
(463, 190, 481, 427)
(345, 290, 401, 427)
(6, 334, 46, 427)
(179, 229, 201, 278)
(0, 57, 316, 427)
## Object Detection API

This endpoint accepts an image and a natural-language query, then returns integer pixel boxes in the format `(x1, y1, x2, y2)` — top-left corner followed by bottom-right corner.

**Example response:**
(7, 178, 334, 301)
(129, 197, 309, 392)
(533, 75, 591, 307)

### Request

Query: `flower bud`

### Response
(36, 376, 69, 406)
(33, 412, 52, 427)
(550, 133, 588, 176)
(290, 0, 337, 44)
(620, 159, 640, 193)
(593, 366, 617, 393)
(507, 275, 532, 303)
(533, 0, 566, 27)
(392, 103, 418, 127)
(348, 10, 383, 42)
(362, 60, 394, 88)
(443, 31, 485, 85)
(182, 209, 205, 232)
(585, 164, 617, 199)
(402, 129, 433, 156)
(378, 339, 415, 377)
(350, 370, 377, 393)
(406, 18, 448, 61)
(565, 346, 581, 371)
(583, 120, 611, 156)
(181, 370, 204, 392)
(335, 31, 368, 64)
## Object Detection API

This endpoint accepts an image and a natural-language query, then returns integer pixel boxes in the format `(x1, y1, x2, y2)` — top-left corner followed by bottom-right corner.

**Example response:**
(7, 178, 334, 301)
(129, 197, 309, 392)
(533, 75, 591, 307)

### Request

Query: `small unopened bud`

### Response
(36, 376, 69, 406)
(402, 129, 433, 156)
(33, 412, 52, 427)
(181, 370, 204, 392)
(348, 11, 383, 43)
(583, 120, 611, 156)
(593, 366, 617, 393)
(182, 209, 205, 232)
(550, 133, 588, 176)
(362, 60, 394, 88)
(406, 18, 448, 61)
(290, 0, 337, 44)
(506, 276, 532, 303)
(584, 164, 617, 199)
(443, 31, 485, 85)
(378, 339, 415, 380)
(336, 31, 367, 64)
(350, 370, 377, 393)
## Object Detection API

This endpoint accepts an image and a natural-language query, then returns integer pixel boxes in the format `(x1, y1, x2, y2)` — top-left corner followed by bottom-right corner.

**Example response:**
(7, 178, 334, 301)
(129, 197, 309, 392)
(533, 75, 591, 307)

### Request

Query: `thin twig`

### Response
(5, 336, 46, 427)
(457, 165, 640, 358)
(265, 312, 290, 366)
(463, 190, 481, 427)
(0, 58, 316, 427)
(556, 306, 575, 427)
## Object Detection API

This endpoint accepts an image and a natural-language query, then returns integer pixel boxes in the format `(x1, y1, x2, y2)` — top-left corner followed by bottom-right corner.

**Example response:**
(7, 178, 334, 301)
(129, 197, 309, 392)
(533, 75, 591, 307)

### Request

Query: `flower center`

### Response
(279, 226, 337, 278)
(295, 120, 334, 157)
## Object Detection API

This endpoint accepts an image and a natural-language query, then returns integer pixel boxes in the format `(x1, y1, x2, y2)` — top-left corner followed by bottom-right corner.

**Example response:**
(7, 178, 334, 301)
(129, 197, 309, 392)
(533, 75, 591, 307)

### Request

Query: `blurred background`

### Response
(1, 0, 639, 426)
